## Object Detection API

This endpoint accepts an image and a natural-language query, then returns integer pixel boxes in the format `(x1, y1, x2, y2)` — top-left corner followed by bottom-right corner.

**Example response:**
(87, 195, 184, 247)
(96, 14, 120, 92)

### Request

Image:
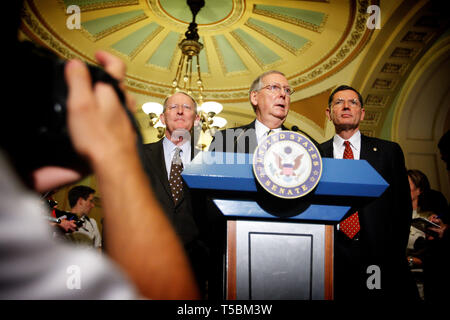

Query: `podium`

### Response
(183, 152, 388, 300)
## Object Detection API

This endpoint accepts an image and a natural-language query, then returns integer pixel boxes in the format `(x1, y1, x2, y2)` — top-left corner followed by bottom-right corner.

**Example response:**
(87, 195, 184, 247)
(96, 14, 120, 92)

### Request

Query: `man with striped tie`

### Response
(142, 92, 208, 296)
(320, 85, 418, 300)
(209, 70, 320, 154)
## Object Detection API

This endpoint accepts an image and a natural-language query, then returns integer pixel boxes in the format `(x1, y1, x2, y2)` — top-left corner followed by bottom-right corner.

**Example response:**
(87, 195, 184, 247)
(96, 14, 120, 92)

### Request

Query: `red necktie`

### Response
(340, 141, 360, 239)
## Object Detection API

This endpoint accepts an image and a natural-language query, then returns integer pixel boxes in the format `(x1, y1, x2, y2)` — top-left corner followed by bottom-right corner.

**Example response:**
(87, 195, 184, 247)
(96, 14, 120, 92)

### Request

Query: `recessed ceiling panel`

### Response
(147, 31, 180, 69)
(199, 36, 209, 73)
(213, 34, 247, 74)
(111, 22, 162, 59)
(81, 9, 147, 40)
(231, 28, 281, 68)
(253, 4, 327, 32)
(245, 18, 310, 54)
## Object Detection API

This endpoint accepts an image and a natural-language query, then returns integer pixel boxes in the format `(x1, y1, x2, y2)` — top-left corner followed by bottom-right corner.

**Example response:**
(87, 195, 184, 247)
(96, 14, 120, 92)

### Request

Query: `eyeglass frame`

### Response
(259, 83, 294, 96)
(164, 103, 195, 112)
(331, 98, 362, 108)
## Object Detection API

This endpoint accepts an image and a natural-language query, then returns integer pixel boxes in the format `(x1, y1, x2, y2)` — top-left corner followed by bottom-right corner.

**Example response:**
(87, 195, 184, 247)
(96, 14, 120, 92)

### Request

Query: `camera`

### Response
(2, 40, 149, 187)
(53, 208, 84, 229)
(73, 217, 85, 228)
(7, 41, 124, 172)
(3, 41, 144, 178)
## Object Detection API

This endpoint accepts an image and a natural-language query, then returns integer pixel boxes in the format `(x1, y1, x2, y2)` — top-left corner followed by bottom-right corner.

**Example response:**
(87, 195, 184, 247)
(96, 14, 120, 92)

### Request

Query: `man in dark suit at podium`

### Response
(209, 70, 319, 153)
(320, 85, 417, 300)
(142, 92, 207, 295)
(206, 70, 320, 298)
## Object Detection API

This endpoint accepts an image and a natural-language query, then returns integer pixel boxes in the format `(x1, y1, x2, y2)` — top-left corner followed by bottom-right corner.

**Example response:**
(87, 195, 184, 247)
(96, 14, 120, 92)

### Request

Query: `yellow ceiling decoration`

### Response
(21, 0, 372, 103)
(19, 0, 449, 141)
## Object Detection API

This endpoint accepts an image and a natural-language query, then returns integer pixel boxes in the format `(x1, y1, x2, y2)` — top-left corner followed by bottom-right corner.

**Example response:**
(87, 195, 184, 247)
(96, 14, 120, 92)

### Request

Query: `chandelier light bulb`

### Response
(201, 101, 223, 115)
(142, 102, 163, 115)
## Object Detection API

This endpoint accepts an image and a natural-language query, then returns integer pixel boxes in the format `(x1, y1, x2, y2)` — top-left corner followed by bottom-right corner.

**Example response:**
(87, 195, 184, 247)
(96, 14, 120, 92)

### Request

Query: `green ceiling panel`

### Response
(246, 18, 309, 52)
(147, 31, 180, 69)
(111, 22, 162, 58)
(213, 35, 247, 74)
(199, 37, 209, 73)
(231, 28, 281, 67)
(82, 10, 146, 39)
(253, 4, 326, 31)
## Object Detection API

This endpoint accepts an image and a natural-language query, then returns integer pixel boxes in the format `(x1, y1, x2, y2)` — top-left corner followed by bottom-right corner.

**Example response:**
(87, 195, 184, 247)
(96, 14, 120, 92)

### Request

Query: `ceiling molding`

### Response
(354, 0, 449, 137)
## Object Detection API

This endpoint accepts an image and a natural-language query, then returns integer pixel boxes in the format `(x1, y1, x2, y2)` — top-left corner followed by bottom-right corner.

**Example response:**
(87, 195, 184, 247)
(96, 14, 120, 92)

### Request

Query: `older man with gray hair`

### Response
(142, 91, 208, 296)
(210, 70, 318, 153)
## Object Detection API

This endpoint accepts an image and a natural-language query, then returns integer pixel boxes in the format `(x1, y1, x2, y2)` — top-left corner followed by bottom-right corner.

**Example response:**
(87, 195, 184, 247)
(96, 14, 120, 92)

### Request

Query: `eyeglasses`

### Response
(166, 104, 194, 111)
(260, 84, 294, 96)
(332, 98, 361, 108)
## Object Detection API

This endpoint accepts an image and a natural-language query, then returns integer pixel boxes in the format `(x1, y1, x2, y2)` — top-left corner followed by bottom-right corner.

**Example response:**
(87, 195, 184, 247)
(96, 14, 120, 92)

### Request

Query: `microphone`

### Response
(43, 216, 61, 224)
(291, 125, 299, 132)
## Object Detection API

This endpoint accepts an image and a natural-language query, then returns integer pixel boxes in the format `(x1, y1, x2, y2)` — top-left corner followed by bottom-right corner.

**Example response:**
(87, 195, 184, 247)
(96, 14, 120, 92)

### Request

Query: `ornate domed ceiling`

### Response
(20, 0, 371, 102)
(19, 0, 449, 143)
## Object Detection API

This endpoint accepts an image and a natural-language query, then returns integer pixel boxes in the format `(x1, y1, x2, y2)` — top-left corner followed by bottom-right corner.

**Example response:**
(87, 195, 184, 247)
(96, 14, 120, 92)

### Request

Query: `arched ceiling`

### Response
(21, 0, 371, 102)
(18, 0, 449, 143)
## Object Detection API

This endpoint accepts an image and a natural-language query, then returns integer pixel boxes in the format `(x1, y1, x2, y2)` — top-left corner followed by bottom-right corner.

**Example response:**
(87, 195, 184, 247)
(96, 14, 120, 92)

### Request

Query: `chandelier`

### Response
(142, 0, 226, 141)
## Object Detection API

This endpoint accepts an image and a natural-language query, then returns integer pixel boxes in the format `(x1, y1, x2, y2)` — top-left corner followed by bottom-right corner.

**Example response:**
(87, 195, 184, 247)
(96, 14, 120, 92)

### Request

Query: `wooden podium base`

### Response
(226, 220, 333, 300)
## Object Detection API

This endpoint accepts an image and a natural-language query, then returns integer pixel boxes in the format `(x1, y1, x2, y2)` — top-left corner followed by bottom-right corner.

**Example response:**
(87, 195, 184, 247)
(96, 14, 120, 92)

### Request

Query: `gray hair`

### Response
(248, 70, 287, 110)
(163, 91, 198, 113)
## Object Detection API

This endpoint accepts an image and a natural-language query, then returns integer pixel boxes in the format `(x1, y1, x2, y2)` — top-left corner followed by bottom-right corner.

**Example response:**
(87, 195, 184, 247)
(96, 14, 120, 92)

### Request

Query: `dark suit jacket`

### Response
(321, 134, 416, 299)
(141, 138, 201, 246)
(206, 120, 322, 298)
(209, 120, 320, 154)
(142, 138, 211, 296)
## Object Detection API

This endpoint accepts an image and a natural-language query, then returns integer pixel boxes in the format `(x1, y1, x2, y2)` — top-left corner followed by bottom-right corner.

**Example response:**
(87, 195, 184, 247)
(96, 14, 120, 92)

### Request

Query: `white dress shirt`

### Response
(332, 130, 361, 160)
(255, 119, 282, 145)
(162, 137, 191, 180)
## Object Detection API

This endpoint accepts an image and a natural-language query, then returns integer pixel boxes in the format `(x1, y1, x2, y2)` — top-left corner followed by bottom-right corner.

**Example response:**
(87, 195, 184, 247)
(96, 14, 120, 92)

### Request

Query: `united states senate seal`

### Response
(253, 131, 322, 199)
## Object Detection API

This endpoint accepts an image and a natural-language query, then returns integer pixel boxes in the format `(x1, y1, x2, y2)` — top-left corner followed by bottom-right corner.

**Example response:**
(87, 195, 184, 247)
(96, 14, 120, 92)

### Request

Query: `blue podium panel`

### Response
(316, 159, 388, 197)
(213, 199, 350, 222)
(183, 152, 388, 198)
(183, 152, 255, 191)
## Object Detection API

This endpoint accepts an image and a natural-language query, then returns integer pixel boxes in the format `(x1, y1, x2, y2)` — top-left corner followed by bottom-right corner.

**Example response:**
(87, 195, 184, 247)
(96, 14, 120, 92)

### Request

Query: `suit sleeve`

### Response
(208, 129, 225, 152)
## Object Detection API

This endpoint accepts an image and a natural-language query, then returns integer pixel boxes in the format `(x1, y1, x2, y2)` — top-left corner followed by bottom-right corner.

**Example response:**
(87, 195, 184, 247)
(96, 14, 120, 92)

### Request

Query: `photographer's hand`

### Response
(58, 219, 78, 233)
(63, 52, 199, 299)
(65, 55, 136, 165)
(428, 215, 448, 240)
(31, 53, 134, 193)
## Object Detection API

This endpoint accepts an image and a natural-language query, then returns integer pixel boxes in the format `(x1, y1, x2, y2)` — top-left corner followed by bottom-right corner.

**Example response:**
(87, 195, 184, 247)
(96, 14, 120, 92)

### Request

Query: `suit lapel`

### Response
(149, 140, 172, 199)
(321, 139, 334, 158)
(191, 136, 202, 160)
(359, 134, 373, 161)
(235, 120, 257, 154)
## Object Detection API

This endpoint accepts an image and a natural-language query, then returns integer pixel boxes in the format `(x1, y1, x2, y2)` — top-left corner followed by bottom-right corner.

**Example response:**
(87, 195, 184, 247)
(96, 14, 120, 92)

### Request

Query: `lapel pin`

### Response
(373, 147, 377, 152)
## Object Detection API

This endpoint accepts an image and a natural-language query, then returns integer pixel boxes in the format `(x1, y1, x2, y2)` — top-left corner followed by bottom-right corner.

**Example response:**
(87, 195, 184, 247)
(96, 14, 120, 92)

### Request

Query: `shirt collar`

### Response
(333, 130, 361, 152)
(163, 137, 190, 157)
(255, 119, 282, 142)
